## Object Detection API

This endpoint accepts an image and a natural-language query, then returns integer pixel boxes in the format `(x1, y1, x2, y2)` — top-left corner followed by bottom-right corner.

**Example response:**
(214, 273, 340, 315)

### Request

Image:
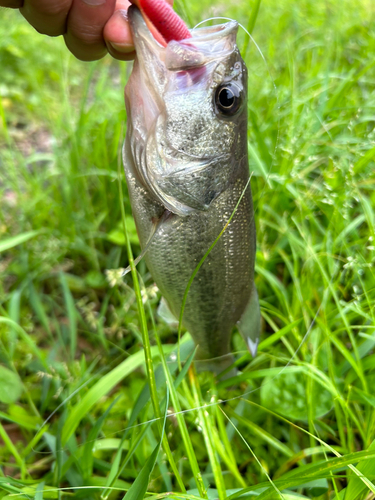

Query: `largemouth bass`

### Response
(123, 6, 260, 369)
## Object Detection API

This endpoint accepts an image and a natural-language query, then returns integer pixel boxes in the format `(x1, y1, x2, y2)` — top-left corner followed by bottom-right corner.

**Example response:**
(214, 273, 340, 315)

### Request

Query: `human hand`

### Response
(1, 0, 173, 61)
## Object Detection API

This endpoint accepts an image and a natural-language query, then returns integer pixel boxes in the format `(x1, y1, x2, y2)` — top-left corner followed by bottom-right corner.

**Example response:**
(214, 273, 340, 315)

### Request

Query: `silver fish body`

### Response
(124, 7, 260, 366)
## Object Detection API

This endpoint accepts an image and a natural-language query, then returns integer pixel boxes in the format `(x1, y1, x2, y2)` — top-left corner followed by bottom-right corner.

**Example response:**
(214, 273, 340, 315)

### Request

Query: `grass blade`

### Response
(0, 422, 27, 479)
(177, 177, 251, 367)
(82, 397, 120, 480)
(242, 0, 262, 54)
(189, 367, 226, 500)
(122, 388, 169, 500)
(60, 272, 78, 359)
(337, 439, 375, 500)
(61, 345, 174, 445)
(117, 149, 185, 492)
(0, 230, 40, 253)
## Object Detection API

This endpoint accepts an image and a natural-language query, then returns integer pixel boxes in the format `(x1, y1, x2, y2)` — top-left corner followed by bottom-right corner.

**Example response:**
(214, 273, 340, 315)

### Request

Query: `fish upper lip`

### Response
(128, 5, 167, 51)
(189, 21, 239, 42)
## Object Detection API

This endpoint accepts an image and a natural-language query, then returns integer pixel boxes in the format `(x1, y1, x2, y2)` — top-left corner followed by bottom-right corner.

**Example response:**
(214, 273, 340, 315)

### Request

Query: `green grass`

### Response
(1, 0, 375, 498)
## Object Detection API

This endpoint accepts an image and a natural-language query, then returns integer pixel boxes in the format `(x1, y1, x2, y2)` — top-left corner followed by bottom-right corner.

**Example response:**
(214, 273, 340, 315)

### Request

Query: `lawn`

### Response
(0, 0, 375, 498)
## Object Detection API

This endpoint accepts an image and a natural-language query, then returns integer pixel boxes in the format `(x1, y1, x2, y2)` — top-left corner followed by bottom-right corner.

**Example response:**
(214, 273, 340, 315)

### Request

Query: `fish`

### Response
(123, 6, 261, 371)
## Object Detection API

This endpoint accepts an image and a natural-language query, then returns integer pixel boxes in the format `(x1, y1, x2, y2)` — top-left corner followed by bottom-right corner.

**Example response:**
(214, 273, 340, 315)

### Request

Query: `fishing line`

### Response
(46, 184, 345, 457)
(220, 406, 286, 500)
(192, 16, 281, 202)
(43, 280, 330, 459)
(5, 486, 203, 499)
(36, 315, 327, 461)
(190, 16, 286, 376)
(32, 19, 340, 471)
(176, 175, 252, 368)
(35, 172, 338, 460)
(170, 18, 282, 370)
(193, 16, 275, 92)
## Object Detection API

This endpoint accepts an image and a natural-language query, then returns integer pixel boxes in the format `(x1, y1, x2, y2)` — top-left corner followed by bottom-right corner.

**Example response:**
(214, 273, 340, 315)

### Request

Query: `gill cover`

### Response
(125, 6, 247, 216)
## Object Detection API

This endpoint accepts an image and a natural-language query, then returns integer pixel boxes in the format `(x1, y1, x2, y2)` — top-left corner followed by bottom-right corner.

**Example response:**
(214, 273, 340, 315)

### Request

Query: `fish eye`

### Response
(215, 83, 242, 116)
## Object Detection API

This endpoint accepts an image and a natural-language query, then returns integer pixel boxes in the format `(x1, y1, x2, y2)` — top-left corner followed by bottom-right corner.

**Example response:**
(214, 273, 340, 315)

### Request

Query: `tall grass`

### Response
(0, 0, 375, 498)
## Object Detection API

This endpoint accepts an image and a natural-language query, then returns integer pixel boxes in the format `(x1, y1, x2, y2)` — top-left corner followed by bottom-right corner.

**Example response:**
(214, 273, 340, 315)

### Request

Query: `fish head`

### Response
(125, 7, 247, 216)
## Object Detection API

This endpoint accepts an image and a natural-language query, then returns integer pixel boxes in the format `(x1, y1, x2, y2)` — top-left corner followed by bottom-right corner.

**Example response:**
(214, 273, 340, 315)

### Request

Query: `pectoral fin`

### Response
(157, 297, 179, 328)
(237, 285, 261, 358)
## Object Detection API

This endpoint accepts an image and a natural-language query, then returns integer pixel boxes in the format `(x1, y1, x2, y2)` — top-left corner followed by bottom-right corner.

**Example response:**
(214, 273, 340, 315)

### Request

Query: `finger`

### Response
(104, 0, 173, 58)
(20, 0, 72, 36)
(104, 7, 135, 57)
(64, 0, 116, 61)
(0, 0, 23, 8)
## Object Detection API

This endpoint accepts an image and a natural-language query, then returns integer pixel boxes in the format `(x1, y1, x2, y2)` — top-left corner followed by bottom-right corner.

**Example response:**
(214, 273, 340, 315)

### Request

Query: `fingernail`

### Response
(81, 0, 106, 5)
(109, 41, 134, 53)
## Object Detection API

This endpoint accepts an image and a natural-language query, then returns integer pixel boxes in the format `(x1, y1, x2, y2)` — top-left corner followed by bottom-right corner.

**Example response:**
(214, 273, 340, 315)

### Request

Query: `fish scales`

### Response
(124, 6, 261, 367)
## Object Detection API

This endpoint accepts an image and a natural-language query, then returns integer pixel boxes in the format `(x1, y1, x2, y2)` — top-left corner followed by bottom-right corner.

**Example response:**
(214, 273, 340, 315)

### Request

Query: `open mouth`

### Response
(128, 5, 238, 74)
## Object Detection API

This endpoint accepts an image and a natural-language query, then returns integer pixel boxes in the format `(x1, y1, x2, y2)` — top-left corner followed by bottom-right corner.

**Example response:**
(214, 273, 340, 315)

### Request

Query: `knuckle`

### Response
(70, 25, 103, 45)
(20, 0, 71, 34)
(35, 0, 71, 17)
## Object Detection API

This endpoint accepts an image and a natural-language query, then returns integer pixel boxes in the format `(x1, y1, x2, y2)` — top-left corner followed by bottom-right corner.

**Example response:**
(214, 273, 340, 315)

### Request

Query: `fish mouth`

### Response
(189, 21, 239, 42)
(128, 6, 238, 71)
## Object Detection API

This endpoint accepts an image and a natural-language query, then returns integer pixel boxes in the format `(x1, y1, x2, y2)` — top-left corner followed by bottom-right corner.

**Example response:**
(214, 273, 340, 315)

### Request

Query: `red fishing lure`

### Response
(130, 0, 191, 43)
